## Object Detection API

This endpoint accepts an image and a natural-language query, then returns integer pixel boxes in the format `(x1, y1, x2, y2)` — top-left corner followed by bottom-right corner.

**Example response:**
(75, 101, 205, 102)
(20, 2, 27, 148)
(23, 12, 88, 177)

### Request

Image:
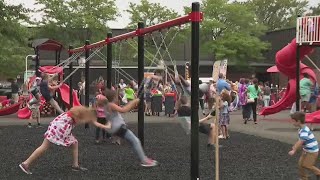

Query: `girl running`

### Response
(19, 106, 111, 174)
(104, 88, 158, 167)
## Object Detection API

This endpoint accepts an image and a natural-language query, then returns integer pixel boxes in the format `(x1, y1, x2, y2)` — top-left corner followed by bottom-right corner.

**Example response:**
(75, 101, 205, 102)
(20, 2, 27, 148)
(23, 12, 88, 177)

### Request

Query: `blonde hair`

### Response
(69, 106, 97, 123)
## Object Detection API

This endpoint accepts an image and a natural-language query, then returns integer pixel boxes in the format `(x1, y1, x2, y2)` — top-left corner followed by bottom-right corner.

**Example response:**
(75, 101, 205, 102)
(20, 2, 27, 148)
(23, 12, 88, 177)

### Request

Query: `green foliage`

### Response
(126, 0, 179, 28)
(33, 0, 118, 46)
(246, 0, 308, 30)
(0, 0, 31, 78)
(199, 0, 269, 64)
(125, 0, 180, 65)
(310, 3, 320, 15)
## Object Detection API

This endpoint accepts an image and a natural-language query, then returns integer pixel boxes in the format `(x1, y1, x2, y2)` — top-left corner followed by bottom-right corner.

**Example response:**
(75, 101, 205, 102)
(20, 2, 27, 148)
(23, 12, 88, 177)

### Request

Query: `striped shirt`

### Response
(299, 126, 319, 153)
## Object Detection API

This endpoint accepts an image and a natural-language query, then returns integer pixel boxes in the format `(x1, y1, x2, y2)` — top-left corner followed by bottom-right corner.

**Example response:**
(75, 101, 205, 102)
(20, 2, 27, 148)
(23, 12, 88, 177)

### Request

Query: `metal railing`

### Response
(296, 16, 320, 45)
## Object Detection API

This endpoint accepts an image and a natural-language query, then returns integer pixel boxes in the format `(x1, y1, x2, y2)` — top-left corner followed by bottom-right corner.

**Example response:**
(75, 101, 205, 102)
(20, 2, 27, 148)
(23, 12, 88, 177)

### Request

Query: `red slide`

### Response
(58, 83, 81, 108)
(259, 38, 316, 116)
(17, 96, 46, 119)
(17, 107, 32, 119)
(0, 99, 22, 116)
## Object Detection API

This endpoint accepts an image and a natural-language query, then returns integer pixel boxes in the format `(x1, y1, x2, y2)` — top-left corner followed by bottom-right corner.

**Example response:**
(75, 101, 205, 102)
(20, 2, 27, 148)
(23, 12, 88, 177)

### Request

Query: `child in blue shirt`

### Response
(289, 112, 320, 180)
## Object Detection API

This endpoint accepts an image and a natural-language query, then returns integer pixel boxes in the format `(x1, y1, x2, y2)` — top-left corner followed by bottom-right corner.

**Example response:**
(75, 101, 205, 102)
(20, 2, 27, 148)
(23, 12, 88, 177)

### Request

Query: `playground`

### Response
(1, 1, 320, 180)
(0, 111, 308, 180)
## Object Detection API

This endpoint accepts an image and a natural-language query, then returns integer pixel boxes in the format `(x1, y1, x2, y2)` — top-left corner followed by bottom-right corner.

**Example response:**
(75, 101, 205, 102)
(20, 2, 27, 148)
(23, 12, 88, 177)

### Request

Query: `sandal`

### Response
(72, 166, 88, 172)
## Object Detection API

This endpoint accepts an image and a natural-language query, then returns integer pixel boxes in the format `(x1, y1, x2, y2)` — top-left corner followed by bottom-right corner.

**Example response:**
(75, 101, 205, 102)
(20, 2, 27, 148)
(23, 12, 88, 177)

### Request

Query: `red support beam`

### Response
(69, 46, 85, 53)
(69, 11, 203, 53)
(106, 31, 137, 44)
(86, 40, 106, 49)
(137, 15, 190, 35)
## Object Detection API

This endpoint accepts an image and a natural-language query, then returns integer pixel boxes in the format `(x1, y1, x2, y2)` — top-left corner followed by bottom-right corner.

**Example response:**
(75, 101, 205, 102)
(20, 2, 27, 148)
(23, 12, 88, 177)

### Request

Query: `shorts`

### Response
(30, 88, 40, 96)
(31, 106, 40, 118)
(114, 124, 128, 138)
(301, 94, 311, 102)
(42, 93, 53, 102)
(97, 117, 107, 124)
(199, 123, 211, 135)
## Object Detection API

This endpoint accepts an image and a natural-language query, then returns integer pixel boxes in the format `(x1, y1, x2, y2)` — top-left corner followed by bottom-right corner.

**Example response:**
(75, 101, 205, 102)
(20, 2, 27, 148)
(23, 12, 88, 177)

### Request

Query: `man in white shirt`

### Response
(118, 79, 127, 97)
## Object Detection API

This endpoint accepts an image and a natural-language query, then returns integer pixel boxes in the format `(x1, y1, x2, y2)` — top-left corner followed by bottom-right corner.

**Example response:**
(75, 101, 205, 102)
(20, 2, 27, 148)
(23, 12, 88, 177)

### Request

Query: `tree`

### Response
(246, 0, 308, 30)
(198, 0, 269, 65)
(126, 0, 179, 28)
(310, 3, 320, 15)
(0, 0, 31, 78)
(126, 0, 183, 65)
(33, 0, 118, 46)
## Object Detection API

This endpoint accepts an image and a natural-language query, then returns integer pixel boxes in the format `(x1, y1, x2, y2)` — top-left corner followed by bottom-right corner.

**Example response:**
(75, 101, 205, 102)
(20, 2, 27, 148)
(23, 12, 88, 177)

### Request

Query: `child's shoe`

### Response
(72, 166, 88, 172)
(141, 158, 158, 167)
(19, 163, 32, 174)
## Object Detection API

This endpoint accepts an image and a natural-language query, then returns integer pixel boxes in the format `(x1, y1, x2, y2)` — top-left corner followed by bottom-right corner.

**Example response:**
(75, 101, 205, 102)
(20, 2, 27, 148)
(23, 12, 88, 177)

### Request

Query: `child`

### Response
(177, 95, 217, 147)
(104, 88, 158, 167)
(289, 112, 320, 180)
(28, 102, 41, 128)
(219, 90, 231, 139)
(95, 94, 111, 144)
(28, 77, 42, 108)
(39, 73, 64, 114)
(19, 106, 111, 174)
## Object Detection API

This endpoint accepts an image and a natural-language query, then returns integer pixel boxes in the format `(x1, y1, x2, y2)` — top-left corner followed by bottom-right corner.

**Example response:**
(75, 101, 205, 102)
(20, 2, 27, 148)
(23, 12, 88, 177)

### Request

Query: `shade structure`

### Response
(32, 38, 64, 51)
(267, 65, 279, 73)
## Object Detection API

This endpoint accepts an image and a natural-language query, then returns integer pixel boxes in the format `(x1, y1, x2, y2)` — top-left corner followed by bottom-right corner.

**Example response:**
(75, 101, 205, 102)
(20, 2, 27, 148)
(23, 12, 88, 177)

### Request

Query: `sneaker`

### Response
(19, 163, 32, 174)
(207, 144, 222, 149)
(72, 166, 88, 172)
(218, 135, 224, 139)
(27, 124, 32, 128)
(141, 158, 158, 167)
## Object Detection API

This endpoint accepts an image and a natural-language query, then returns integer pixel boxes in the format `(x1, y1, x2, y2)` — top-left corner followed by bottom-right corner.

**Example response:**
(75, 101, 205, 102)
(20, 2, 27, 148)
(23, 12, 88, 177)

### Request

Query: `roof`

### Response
(32, 38, 64, 51)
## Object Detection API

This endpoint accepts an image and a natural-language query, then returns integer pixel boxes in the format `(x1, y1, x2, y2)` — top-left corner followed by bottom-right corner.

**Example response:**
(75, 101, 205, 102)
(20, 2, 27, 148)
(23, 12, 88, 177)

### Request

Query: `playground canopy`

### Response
(31, 38, 64, 51)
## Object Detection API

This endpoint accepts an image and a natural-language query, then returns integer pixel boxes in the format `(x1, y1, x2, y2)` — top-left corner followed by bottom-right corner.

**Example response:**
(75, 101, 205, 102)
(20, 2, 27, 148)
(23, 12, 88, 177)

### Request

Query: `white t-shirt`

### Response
(118, 83, 127, 95)
(119, 83, 126, 89)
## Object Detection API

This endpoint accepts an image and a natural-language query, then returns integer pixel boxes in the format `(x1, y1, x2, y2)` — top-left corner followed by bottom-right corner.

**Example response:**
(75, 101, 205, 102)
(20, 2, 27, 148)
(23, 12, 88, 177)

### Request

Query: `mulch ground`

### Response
(0, 122, 311, 180)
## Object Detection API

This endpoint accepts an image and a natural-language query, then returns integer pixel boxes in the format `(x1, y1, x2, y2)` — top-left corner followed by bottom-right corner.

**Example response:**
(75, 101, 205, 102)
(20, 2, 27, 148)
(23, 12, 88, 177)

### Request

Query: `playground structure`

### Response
(0, 3, 203, 180)
(260, 15, 320, 124)
(66, 3, 202, 179)
(0, 39, 82, 118)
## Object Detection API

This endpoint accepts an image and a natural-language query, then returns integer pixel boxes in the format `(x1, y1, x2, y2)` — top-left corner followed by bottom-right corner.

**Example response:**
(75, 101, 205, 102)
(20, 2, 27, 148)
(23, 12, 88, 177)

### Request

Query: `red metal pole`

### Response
(69, 12, 202, 52)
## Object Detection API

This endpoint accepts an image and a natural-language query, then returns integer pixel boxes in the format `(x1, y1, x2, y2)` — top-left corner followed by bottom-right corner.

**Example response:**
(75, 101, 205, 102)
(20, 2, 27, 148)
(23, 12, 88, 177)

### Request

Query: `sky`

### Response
(5, 0, 319, 28)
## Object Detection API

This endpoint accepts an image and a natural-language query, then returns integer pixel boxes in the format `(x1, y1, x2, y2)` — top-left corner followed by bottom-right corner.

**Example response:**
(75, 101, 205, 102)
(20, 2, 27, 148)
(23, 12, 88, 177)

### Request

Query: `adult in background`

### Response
(11, 78, 20, 103)
(198, 80, 206, 115)
(216, 73, 230, 94)
(262, 82, 271, 107)
(207, 80, 216, 110)
(79, 77, 85, 105)
(246, 78, 261, 124)
(118, 79, 126, 99)
(239, 78, 250, 123)
(300, 73, 313, 113)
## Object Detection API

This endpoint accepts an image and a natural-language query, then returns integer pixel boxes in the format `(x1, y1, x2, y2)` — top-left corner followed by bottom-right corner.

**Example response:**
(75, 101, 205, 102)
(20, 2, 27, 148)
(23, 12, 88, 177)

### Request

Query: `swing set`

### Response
(27, 2, 219, 180)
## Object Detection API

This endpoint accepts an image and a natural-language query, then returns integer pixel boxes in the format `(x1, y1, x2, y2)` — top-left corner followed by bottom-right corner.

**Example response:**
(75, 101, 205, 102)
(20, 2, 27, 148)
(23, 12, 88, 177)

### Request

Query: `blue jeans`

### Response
(123, 129, 147, 163)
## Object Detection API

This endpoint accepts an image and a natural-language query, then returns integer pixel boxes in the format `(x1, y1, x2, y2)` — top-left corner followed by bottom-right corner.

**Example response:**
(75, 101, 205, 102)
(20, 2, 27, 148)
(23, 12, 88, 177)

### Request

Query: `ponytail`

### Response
(255, 84, 258, 91)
